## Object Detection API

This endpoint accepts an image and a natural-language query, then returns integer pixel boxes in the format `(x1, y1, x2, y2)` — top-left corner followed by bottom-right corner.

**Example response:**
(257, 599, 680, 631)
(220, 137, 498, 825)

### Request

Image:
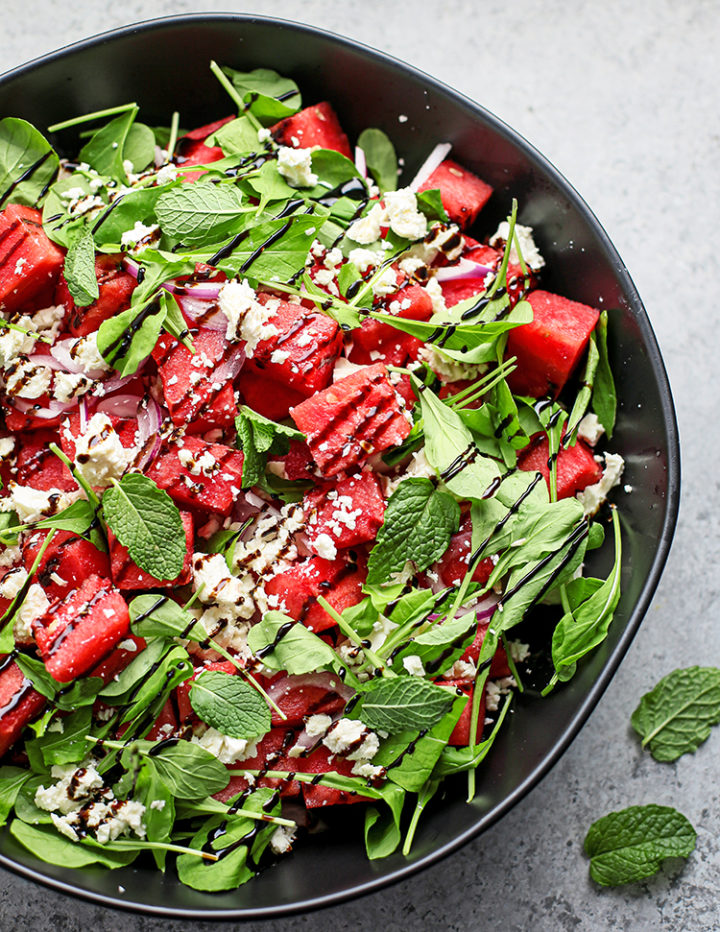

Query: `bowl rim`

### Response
(0, 10, 681, 920)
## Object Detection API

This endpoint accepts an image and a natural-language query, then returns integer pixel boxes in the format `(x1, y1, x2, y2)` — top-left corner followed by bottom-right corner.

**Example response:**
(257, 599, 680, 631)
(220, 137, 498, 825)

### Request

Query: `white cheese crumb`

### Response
(277, 146, 318, 188)
(218, 279, 278, 354)
(383, 188, 427, 241)
(270, 824, 296, 854)
(312, 532, 337, 560)
(305, 713, 332, 737)
(577, 453, 625, 516)
(402, 655, 426, 676)
(73, 412, 133, 487)
(4, 358, 53, 399)
(577, 412, 605, 446)
(347, 202, 386, 245)
(490, 222, 545, 271)
(191, 726, 258, 765)
(120, 220, 159, 250)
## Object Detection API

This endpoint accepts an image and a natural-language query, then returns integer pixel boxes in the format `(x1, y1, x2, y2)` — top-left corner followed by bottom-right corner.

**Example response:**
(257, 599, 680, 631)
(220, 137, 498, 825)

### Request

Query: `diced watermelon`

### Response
(219, 727, 302, 799)
(266, 674, 347, 728)
(237, 365, 307, 421)
(0, 656, 46, 756)
(460, 620, 511, 678)
(0, 205, 64, 313)
(146, 696, 179, 741)
(442, 679, 484, 746)
(296, 746, 370, 808)
(249, 301, 342, 398)
(349, 284, 433, 367)
(507, 290, 600, 398)
(89, 633, 146, 685)
(176, 117, 234, 178)
(33, 574, 130, 682)
(183, 116, 235, 142)
(109, 511, 193, 590)
(304, 470, 385, 551)
(176, 660, 237, 723)
(417, 160, 493, 230)
(518, 432, 602, 499)
(271, 102, 351, 158)
(147, 436, 244, 516)
(15, 430, 77, 492)
(152, 328, 243, 432)
(283, 439, 315, 480)
(23, 528, 111, 602)
(265, 555, 365, 633)
(55, 253, 136, 337)
(59, 409, 139, 463)
(434, 513, 494, 588)
(291, 363, 412, 477)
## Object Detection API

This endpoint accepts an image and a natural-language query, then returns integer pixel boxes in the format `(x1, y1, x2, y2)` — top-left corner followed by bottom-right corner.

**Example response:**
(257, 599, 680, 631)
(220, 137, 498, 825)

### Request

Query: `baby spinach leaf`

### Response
(129, 594, 205, 641)
(0, 767, 31, 828)
(102, 473, 186, 580)
(359, 677, 455, 734)
(53, 676, 105, 711)
(358, 128, 397, 193)
(390, 612, 476, 677)
(209, 116, 261, 155)
(223, 66, 302, 122)
(123, 740, 229, 800)
(34, 499, 98, 537)
(14, 654, 60, 700)
(92, 185, 166, 245)
(247, 612, 339, 675)
(190, 671, 270, 740)
(592, 310, 617, 437)
(123, 122, 155, 172)
(584, 805, 696, 887)
(78, 107, 138, 182)
(367, 478, 460, 585)
(97, 293, 166, 375)
(10, 820, 139, 869)
(415, 189, 449, 223)
(134, 759, 175, 869)
(0, 118, 58, 208)
(30, 707, 93, 767)
(156, 182, 247, 244)
(364, 782, 406, 860)
(64, 229, 99, 307)
(631, 666, 720, 762)
(245, 159, 297, 202)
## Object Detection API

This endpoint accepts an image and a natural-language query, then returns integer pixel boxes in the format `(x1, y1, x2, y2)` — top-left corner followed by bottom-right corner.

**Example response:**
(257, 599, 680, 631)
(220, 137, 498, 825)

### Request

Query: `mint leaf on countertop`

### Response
(584, 804, 696, 887)
(359, 677, 455, 734)
(64, 229, 99, 307)
(189, 671, 270, 740)
(102, 473, 186, 580)
(367, 478, 460, 585)
(631, 666, 720, 762)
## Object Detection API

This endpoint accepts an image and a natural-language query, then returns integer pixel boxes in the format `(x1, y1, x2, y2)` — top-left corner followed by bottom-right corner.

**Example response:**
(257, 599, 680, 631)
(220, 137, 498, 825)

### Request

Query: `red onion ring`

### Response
(408, 142, 453, 192)
(175, 293, 227, 331)
(10, 397, 74, 418)
(435, 259, 493, 282)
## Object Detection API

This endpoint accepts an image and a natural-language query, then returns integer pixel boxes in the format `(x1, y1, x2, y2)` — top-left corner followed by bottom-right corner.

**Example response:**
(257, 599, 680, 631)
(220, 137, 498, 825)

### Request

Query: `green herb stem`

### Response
(48, 103, 138, 133)
(317, 596, 394, 677)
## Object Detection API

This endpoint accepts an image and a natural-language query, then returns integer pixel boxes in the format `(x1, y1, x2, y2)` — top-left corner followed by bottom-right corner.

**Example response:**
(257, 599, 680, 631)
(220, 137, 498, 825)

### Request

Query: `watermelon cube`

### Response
(304, 470, 385, 551)
(350, 283, 433, 368)
(296, 746, 370, 808)
(271, 102, 352, 158)
(147, 436, 244, 516)
(434, 513, 494, 588)
(460, 620, 511, 678)
(290, 363, 412, 477)
(265, 673, 347, 728)
(249, 301, 342, 398)
(16, 430, 77, 492)
(506, 290, 600, 398)
(220, 727, 302, 799)
(55, 253, 136, 337)
(146, 697, 179, 741)
(237, 365, 307, 421)
(23, 528, 111, 602)
(0, 656, 46, 756)
(89, 633, 146, 685)
(109, 511, 193, 590)
(33, 574, 130, 682)
(283, 439, 315, 480)
(264, 555, 365, 633)
(443, 679, 484, 746)
(517, 432, 602, 499)
(152, 328, 243, 432)
(0, 205, 64, 313)
(417, 159, 493, 230)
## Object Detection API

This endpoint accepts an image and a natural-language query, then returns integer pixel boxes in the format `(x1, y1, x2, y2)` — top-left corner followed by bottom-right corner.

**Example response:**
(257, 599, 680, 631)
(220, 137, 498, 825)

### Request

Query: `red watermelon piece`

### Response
(304, 470, 385, 551)
(517, 432, 602, 499)
(219, 727, 302, 799)
(264, 555, 365, 634)
(146, 697, 179, 741)
(507, 290, 600, 398)
(23, 528, 111, 602)
(55, 253, 136, 337)
(237, 365, 307, 421)
(147, 436, 244, 516)
(0, 205, 64, 314)
(16, 430, 77, 492)
(442, 679, 484, 746)
(290, 363, 411, 477)
(271, 102, 351, 158)
(296, 746, 371, 808)
(460, 620, 511, 678)
(417, 160, 493, 230)
(434, 513, 493, 588)
(0, 656, 46, 756)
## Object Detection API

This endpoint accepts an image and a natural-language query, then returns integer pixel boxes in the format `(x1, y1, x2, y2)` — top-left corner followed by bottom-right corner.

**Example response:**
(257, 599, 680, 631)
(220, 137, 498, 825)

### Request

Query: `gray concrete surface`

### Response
(1, 1, 718, 929)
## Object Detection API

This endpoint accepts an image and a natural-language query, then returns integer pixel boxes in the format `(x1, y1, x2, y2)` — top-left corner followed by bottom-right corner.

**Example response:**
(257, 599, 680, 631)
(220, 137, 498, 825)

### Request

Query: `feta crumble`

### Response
(576, 453, 625, 515)
(383, 188, 427, 241)
(72, 412, 134, 487)
(277, 146, 318, 188)
(490, 221, 545, 271)
(218, 279, 278, 354)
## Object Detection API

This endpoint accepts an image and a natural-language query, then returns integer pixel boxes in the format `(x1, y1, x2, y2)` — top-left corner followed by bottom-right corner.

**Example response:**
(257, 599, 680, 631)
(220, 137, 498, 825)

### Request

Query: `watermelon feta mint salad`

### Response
(0, 62, 624, 891)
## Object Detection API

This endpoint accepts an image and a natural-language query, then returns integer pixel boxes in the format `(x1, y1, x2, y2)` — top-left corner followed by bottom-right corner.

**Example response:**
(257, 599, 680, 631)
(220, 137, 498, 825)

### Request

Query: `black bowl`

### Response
(0, 13, 679, 919)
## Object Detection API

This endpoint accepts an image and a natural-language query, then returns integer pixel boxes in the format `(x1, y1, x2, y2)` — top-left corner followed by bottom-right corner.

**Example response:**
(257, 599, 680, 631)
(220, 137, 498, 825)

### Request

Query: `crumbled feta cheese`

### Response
(0, 545, 21, 569)
(383, 188, 427, 241)
(305, 713, 332, 737)
(0, 483, 79, 524)
(155, 163, 178, 185)
(347, 247, 384, 272)
(73, 412, 133, 487)
(179, 447, 218, 477)
(347, 203, 386, 245)
(490, 222, 545, 271)
(257, 128, 272, 143)
(485, 676, 516, 711)
(402, 655, 426, 676)
(312, 532, 337, 560)
(424, 276, 447, 315)
(193, 552, 252, 607)
(372, 266, 398, 297)
(0, 566, 28, 600)
(233, 503, 304, 581)
(417, 345, 483, 383)
(270, 824, 296, 854)
(120, 220, 160, 250)
(3, 357, 53, 399)
(191, 726, 258, 765)
(0, 437, 15, 460)
(14, 583, 49, 641)
(313, 268, 336, 288)
(577, 412, 605, 446)
(32, 304, 66, 339)
(150, 798, 166, 810)
(35, 762, 104, 815)
(577, 453, 625, 515)
(323, 718, 379, 761)
(53, 370, 94, 403)
(218, 279, 278, 354)
(399, 256, 427, 280)
(69, 332, 110, 374)
(0, 318, 34, 367)
(508, 640, 530, 664)
(277, 146, 318, 188)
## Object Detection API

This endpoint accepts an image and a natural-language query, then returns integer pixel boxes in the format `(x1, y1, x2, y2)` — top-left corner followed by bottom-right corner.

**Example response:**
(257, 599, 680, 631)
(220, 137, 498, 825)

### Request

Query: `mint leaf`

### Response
(631, 667, 720, 762)
(367, 478, 460, 585)
(359, 677, 455, 734)
(102, 473, 186, 580)
(156, 182, 247, 244)
(358, 128, 397, 193)
(0, 118, 58, 208)
(64, 229, 99, 307)
(97, 294, 166, 375)
(246, 612, 338, 675)
(189, 671, 270, 740)
(592, 310, 617, 437)
(235, 406, 303, 490)
(584, 804, 696, 887)
(416, 379, 501, 500)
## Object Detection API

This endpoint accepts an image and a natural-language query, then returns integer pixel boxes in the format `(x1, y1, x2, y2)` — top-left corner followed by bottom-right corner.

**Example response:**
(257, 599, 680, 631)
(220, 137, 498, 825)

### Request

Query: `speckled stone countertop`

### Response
(1, 2, 718, 929)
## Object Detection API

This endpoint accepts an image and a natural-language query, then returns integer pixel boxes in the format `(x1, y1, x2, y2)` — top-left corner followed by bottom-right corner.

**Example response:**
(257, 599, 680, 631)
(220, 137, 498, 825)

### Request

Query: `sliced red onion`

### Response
(212, 346, 246, 384)
(49, 339, 108, 379)
(175, 293, 227, 331)
(170, 281, 223, 301)
(290, 708, 344, 757)
(26, 353, 71, 373)
(408, 142, 453, 192)
(79, 397, 88, 433)
(435, 259, 493, 282)
(354, 146, 367, 178)
(100, 371, 142, 395)
(11, 397, 74, 419)
(122, 256, 141, 279)
(96, 393, 144, 419)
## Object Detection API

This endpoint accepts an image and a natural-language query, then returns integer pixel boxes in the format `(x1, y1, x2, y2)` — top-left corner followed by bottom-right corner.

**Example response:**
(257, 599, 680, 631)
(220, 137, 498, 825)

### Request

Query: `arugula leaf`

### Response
(97, 293, 166, 375)
(390, 612, 476, 677)
(584, 805, 696, 887)
(364, 782, 406, 860)
(415, 189, 449, 223)
(123, 122, 155, 172)
(0, 118, 58, 208)
(129, 594, 205, 641)
(78, 107, 138, 182)
(135, 759, 175, 869)
(416, 379, 501, 500)
(235, 406, 302, 489)
(359, 677, 455, 733)
(246, 612, 339, 675)
(92, 185, 167, 245)
(156, 182, 247, 244)
(63, 229, 99, 307)
(631, 667, 720, 762)
(209, 116, 262, 155)
(189, 671, 270, 740)
(367, 478, 460, 585)
(10, 820, 139, 869)
(0, 767, 31, 828)
(357, 128, 397, 193)
(122, 740, 229, 800)
(593, 310, 617, 437)
(102, 473, 186, 580)
(14, 654, 60, 700)
(29, 707, 93, 767)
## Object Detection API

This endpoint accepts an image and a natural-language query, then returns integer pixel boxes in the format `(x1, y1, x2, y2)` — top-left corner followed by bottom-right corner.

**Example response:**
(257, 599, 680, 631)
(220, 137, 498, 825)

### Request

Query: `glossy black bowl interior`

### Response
(0, 13, 679, 919)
